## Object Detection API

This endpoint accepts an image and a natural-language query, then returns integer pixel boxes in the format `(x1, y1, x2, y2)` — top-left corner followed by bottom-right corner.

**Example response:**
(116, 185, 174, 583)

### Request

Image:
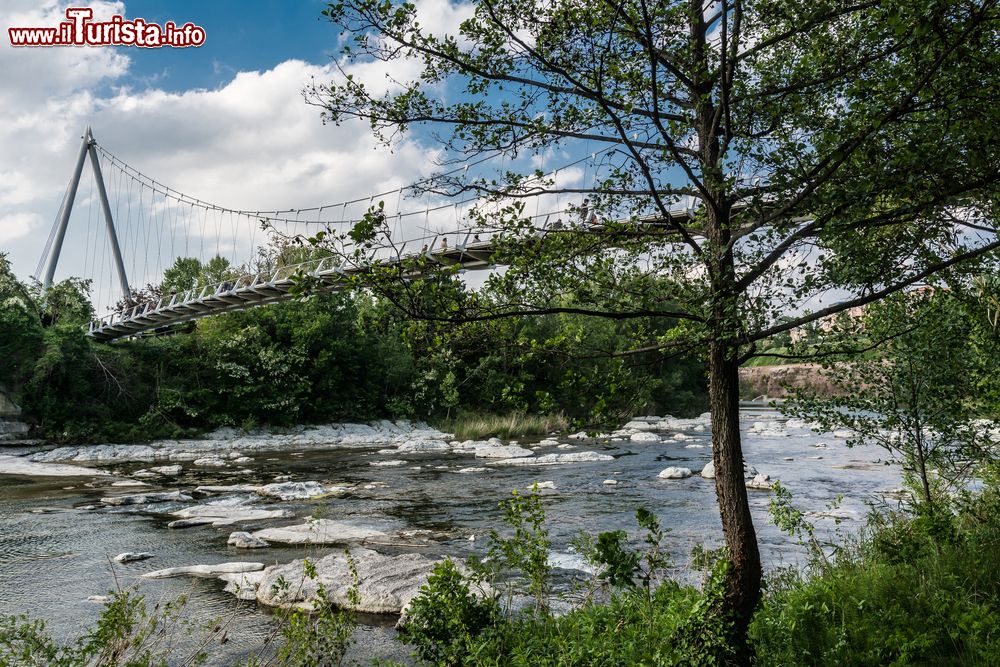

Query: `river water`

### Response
(0, 406, 901, 664)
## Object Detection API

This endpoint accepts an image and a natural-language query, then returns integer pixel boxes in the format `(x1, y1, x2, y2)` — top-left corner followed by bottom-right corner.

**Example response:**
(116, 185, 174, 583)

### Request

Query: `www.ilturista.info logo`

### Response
(8, 7, 206, 48)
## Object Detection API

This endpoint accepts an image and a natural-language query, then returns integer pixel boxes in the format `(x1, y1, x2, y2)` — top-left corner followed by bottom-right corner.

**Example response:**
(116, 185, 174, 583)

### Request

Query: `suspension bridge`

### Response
(36, 127, 698, 342)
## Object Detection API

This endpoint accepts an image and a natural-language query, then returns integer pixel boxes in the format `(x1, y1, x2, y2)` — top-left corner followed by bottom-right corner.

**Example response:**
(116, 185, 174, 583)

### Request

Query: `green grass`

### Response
(436, 411, 569, 440)
(751, 497, 1000, 666)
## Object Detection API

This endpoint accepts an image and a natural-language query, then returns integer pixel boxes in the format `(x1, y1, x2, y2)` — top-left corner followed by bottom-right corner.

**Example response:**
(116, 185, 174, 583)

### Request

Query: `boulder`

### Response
(218, 571, 266, 600)
(473, 444, 534, 459)
(630, 432, 661, 443)
(228, 531, 270, 549)
(149, 464, 183, 476)
(397, 440, 451, 453)
(100, 491, 194, 506)
(602, 479, 619, 486)
(701, 461, 715, 479)
(490, 452, 614, 466)
(252, 519, 390, 545)
(192, 457, 228, 467)
(369, 460, 407, 467)
(529, 481, 556, 490)
(746, 473, 773, 490)
(658, 467, 693, 479)
(142, 562, 265, 579)
(248, 548, 443, 614)
(113, 552, 154, 563)
(257, 481, 342, 501)
(623, 420, 658, 431)
(0, 456, 109, 478)
(169, 505, 294, 527)
(195, 484, 264, 495)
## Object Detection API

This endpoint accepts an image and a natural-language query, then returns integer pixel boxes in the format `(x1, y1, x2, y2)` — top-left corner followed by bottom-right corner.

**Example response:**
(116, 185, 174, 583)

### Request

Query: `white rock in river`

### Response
(370, 460, 407, 467)
(397, 440, 451, 453)
(701, 461, 716, 479)
(100, 490, 194, 506)
(623, 420, 658, 431)
(228, 531, 270, 549)
(491, 452, 614, 466)
(537, 439, 560, 446)
(218, 571, 266, 600)
(195, 484, 264, 495)
(746, 473, 773, 490)
(253, 519, 390, 545)
(149, 464, 183, 476)
(658, 467, 693, 479)
(110, 480, 150, 487)
(169, 505, 293, 527)
(248, 548, 444, 614)
(257, 481, 340, 501)
(86, 595, 112, 604)
(630, 432, 661, 443)
(602, 479, 619, 486)
(142, 562, 265, 579)
(193, 457, 228, 467)
(113, 552, 154, 563)
(456, 467, 487, 474)
(529, 481, 556, 490)
(473, 444, 534, 459)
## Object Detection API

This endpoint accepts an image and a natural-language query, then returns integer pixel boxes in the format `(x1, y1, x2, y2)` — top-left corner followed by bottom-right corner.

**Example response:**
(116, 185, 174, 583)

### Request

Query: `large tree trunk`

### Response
(709, 340, 762, 656)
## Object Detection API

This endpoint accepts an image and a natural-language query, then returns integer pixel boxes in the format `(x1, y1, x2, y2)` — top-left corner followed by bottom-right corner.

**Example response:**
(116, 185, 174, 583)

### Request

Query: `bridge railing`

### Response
(86, 206, 697, 335)
(87, 223, 500, 334)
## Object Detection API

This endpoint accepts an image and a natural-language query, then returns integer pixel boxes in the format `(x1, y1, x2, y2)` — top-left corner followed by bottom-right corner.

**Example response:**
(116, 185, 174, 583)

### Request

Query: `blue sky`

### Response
(117, 1, 338, 92)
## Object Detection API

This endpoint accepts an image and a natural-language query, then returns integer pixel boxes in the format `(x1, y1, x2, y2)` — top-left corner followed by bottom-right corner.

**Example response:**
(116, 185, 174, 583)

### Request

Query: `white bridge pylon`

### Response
(37, 127, 132, 302)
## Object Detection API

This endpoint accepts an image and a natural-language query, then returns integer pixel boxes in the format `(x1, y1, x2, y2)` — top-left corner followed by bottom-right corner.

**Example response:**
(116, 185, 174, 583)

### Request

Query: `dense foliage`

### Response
(0, 254, 705, 442)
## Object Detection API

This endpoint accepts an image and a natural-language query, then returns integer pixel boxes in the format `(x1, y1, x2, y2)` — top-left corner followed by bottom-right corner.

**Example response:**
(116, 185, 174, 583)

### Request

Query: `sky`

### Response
(0, 0, 522, 312)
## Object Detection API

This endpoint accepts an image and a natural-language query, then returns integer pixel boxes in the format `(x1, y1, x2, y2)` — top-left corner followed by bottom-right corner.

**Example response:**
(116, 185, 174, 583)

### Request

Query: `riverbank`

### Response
(0, 408, 899, 664)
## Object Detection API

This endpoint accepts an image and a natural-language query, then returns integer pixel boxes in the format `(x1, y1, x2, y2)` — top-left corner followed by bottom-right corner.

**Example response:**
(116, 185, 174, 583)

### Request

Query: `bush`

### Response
(751, 491, 1000, 666)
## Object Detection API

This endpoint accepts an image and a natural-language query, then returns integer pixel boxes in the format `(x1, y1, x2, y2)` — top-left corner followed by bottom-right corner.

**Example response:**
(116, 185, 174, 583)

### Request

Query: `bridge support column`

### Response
(41, 128, 90, 291)
(39, 127, 130, 301)
(87, 130, 131, 301)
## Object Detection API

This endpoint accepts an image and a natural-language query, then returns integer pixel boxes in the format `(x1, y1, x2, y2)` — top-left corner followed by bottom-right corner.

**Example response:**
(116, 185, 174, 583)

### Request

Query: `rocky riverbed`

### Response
(0, 407, 902, 664)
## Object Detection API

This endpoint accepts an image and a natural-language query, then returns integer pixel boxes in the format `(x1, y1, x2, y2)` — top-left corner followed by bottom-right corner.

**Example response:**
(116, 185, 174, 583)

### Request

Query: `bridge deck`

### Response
(87, 211, 702, 342)
(88, 241, 498, 341)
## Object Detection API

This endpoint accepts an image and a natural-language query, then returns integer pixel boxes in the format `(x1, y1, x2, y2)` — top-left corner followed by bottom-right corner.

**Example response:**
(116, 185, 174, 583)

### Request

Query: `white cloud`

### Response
(0, 0, 478, 312)
(0, 212, 44, 244)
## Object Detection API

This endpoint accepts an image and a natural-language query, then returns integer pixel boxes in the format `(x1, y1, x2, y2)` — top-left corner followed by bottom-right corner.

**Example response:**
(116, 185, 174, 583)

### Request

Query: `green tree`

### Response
(787, 291, 991, 511)
(310, 0, 1000, 648)
(161, 257, 203, 294)
(0, 255, 44, 393)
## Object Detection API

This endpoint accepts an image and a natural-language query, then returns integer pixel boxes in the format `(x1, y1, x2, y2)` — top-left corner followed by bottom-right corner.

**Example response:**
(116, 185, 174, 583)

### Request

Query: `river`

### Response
(0, 406, 901, 664)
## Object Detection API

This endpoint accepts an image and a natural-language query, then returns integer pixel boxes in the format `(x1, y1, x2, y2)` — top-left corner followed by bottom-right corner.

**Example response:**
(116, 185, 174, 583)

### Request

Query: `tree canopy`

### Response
(309, 0, 1000, 648)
